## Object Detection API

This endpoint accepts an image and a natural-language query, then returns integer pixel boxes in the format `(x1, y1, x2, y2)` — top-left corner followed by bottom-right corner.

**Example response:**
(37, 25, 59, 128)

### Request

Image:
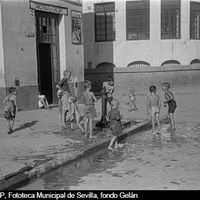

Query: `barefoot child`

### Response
(108, 99, 122, 150)
(65, 96, 84, 133)
(147, 85, 161, 134)
(83, 80, 97, 138)
(162, 82, 177, 131)
(127, 87, 137, 111)
(56, 70, 72, 127)
(3, 87, 17, 134)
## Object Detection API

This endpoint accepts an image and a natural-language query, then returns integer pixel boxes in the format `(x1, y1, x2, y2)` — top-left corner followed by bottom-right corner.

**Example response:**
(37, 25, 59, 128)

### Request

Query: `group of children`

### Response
(2, 69, 176, 151)
(147, 83, 177, 134)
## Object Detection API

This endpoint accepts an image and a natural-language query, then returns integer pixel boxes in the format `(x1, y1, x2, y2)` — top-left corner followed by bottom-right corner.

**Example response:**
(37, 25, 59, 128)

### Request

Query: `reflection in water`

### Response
(18, 121, 199, 190)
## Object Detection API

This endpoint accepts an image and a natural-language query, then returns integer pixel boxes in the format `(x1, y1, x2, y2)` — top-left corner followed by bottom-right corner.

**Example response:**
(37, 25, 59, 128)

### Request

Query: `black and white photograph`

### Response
(0, 0, 200, 195)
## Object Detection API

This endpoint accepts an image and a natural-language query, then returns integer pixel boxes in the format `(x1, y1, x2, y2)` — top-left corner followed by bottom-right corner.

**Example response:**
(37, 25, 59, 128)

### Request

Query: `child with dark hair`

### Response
(162, 82, 177, 131)
(147, 85, 161, 134)
(3, 87, 17, 134)
(83, 80, 97, 138)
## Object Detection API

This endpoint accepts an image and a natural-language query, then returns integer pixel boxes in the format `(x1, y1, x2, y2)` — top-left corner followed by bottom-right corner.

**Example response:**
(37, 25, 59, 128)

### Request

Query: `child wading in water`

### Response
(3, 87, 17, 134)
(147, 85, 161, 134)
(162, 82, 177, 131)
(108, 99, 122, 151)
(83, 80, 97, 138)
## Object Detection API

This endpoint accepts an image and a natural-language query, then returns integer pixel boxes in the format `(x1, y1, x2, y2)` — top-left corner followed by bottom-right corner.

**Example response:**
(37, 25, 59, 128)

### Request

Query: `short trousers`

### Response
(84, 104, 97, 119)
(4, 110, 15, 120)
(168, 100, 177, 114)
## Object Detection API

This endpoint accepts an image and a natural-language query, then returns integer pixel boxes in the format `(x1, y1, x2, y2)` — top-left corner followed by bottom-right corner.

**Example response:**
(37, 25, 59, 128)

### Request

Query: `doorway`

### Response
(38, 43, 53, 104)
(36, 11, 60, 105)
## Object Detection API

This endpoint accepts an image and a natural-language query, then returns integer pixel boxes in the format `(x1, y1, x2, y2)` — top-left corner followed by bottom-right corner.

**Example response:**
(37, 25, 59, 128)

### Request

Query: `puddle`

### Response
(17, 121, 200, 190)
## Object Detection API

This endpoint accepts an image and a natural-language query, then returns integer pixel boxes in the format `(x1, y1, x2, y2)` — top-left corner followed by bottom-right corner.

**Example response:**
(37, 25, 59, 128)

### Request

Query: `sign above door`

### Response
(30, 1, 68, 15)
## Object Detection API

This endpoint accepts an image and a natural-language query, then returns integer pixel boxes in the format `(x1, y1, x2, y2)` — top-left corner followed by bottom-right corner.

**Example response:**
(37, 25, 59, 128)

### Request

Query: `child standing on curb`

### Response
(56, 70, 72, 127)
(162, 82, 177, 131)
(147, 85, 161, 134)
(83, 80, 97, 138)
(108, 99, 122, 151)
(3, 87, 17, 134)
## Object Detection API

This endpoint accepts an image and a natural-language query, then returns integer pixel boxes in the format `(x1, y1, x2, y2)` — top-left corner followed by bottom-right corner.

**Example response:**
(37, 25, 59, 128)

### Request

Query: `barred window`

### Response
(126, 0, 150, 40)
(95, 3, 115, 42)
(161, 0, 181, 39)
(190, 2, 200, 39)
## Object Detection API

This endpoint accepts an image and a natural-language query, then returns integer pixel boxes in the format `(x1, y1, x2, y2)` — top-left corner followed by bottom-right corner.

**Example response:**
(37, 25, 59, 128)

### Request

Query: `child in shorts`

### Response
(147, 85, 161, 134)
(108, 99, 122, 150)
(162, 82, 177, 131)
(83, 80, 97, 138)
(65, 96, 84, 133)
(3, 87, 17, 134)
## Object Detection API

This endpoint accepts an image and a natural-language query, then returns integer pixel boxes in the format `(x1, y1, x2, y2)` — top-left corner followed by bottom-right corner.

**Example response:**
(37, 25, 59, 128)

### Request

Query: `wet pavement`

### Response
(0, 85, 200, 190)
(19, 119, 200, 190)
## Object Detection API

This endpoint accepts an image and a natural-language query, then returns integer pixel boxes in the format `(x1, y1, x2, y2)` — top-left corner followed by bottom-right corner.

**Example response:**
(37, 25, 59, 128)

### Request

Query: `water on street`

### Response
(18, 119, 200, 190)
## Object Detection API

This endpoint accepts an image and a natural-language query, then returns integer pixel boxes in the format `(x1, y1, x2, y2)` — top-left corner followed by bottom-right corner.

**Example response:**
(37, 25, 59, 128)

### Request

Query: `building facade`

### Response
(0, 0, 84, 111)
(83, 0, 200, 93)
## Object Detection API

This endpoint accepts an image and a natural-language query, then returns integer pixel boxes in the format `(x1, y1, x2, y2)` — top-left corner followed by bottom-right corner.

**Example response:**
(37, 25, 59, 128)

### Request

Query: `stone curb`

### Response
(0, 119, 152, 190)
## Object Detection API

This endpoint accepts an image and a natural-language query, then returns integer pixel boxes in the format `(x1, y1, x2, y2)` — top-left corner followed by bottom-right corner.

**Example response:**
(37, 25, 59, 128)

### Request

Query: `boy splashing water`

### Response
(147, 85, 161, 134)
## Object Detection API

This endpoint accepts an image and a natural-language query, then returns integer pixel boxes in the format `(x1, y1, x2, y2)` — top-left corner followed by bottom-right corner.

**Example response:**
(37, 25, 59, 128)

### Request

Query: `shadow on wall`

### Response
(85, 62, 115, 95)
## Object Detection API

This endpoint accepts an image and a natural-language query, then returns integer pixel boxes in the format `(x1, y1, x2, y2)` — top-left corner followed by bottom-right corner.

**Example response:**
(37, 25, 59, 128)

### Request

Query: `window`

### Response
(126, 0, 150, 40)
(161, 0, 181, 39)
(190, 2, 200, 39)
(127, 61, 150, 67)
(161, 60, 180, 66)
(95, 3, 115, 42)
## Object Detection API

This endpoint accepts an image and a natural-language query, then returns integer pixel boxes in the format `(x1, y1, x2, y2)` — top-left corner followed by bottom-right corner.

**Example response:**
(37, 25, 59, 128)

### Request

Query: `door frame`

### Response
(35, 11, 60, 104)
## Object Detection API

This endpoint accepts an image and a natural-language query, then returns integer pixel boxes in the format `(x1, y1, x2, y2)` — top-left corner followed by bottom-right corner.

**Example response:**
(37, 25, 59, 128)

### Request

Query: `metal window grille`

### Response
(95, 3, 115, 42)
(126, 0, 150, 40)
(161, 0, 181, 39)
(190, 2, 200, 39)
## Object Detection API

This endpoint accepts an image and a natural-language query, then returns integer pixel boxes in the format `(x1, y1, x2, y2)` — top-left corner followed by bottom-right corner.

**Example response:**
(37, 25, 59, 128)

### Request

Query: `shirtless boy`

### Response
(147, 85, 161, 134)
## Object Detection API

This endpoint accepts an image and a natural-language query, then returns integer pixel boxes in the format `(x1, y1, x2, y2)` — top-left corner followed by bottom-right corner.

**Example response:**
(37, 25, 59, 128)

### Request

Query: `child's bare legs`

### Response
(70, 122, 74, 130)
(108, 136, 117, 150)
(156, 113, 161, 133)
(169, 113, 175, 130)
(151, 114, 156, 133)
(6, 119, 11, 134)
(84, 117, 89, 137)
(62, 110, 67, 127)
(76, 114, 84, 133)
(89, 117, 95, 138)
(59, 112, 62, 125)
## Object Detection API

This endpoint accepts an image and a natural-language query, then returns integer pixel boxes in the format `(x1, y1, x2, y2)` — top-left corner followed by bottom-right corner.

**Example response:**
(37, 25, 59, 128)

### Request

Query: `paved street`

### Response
(2, 85, 199, 190)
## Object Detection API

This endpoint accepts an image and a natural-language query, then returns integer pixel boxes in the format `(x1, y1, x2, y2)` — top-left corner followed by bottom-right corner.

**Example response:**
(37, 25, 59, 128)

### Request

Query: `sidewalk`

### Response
(0, 85, 200, 189)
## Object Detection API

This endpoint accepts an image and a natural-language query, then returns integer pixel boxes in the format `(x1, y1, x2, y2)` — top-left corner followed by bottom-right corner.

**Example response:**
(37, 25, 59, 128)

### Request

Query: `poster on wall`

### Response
(72, 10, 82, 44)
